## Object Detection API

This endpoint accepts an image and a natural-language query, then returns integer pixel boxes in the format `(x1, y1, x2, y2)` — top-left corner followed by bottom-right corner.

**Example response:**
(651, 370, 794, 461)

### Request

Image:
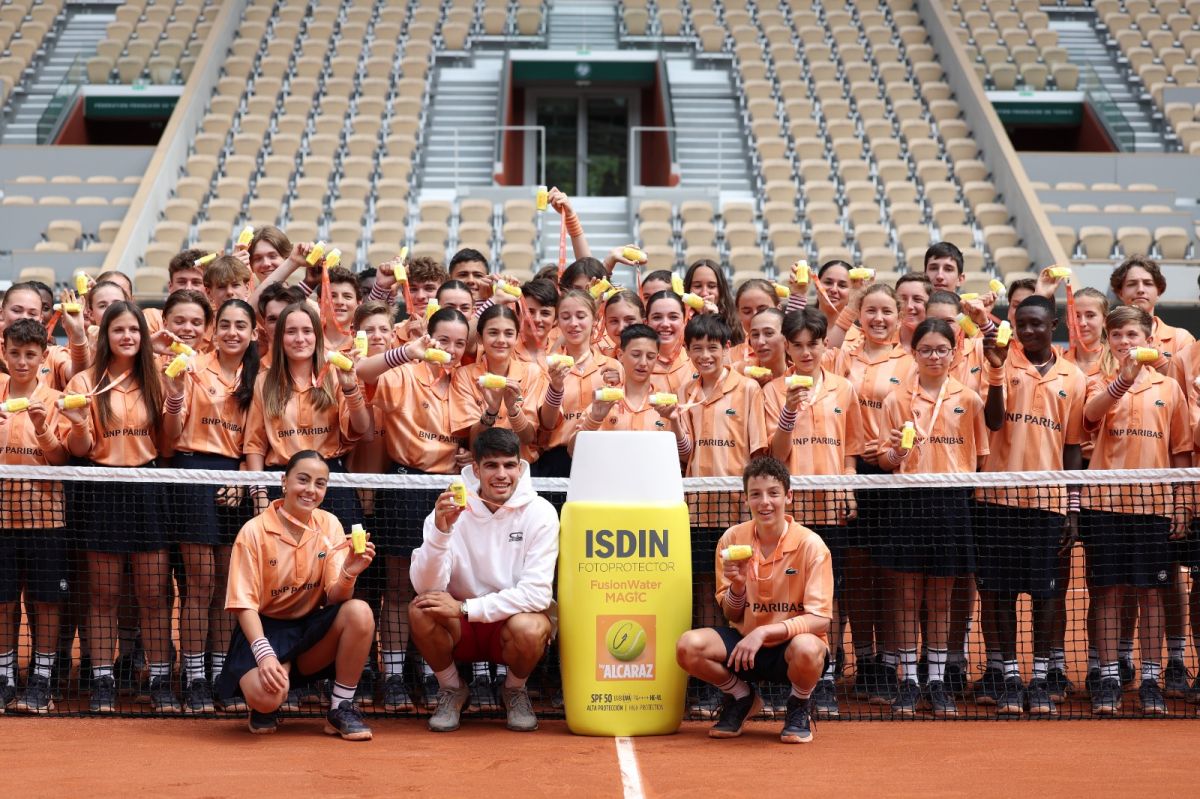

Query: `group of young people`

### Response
(1, 193, 1199, 741)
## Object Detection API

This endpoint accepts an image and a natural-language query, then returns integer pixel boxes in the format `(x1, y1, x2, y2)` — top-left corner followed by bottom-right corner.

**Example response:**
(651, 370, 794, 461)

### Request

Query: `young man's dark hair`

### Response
(2, 318, 49, 349)
(684, 313, 732, 346)
(448, 247, 489, 273)
(619, 323, 659, 350)
(559, 257, 607, 290)
(256, 282, 306, 318)
(741, 455, 791, 492)
(472, 426, 521, 462)
(926, 290, 962, 311)
(521, 278, 559, 309)
(781, 306, 827, 342)
(924, 242, 964, 274)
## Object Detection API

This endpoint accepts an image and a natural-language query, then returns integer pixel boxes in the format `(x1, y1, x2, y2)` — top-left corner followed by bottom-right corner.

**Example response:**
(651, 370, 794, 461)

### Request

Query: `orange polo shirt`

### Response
(1151, 316, 1195, 374)
(243, 372, 363, 466)
(540, 348, 620, 451)
(173, 351, 249, 459)
(950, 335, 986, 397)
(0, 377, 68, 528)
(1083, 369, 1192, 517)
(225, 501, 349, 619)
(63, 370, 159, 466)
(714, 517, 833, 642)
(762, 369, 863, 527)
(448, 358, 547, 464)
(568, 391, 678, 452)
(372, 361, 465, 474)
(651, 346, 695, 393)
(880, 374, 988, 474)
(828, 342, 914, 463)
(41, 345, 75, 391)
(977, 349, 1087, 513)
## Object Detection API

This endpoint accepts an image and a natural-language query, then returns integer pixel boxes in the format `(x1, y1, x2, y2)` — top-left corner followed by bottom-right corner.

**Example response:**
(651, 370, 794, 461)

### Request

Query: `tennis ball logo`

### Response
(606, 619, 647, 662)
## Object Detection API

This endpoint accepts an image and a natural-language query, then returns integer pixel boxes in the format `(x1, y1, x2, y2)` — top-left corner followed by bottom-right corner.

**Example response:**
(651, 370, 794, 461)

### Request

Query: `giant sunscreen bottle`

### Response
(558, 431, 692, 736)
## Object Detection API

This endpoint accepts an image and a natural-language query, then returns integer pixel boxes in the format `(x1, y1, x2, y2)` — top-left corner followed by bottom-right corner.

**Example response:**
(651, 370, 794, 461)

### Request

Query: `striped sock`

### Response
(33, 651, 54, 680)
(381, 650, 405, 677)
(331, 680, 356, 706)
(211, 652, 226, 681)
(0, 649, 14, 683)
(715, 673, 750, 699)
(790, 683, 813, 700)
(183, 652, 206, 683)
(1050, 648, 1066, 672)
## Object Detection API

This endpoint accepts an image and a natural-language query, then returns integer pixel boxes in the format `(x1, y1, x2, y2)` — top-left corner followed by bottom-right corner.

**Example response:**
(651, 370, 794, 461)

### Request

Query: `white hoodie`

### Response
(410, 461, 559, 624)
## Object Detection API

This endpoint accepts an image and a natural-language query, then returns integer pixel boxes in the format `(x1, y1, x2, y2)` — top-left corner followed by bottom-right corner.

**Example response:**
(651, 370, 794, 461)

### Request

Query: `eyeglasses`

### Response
(915, 346, 953, 359)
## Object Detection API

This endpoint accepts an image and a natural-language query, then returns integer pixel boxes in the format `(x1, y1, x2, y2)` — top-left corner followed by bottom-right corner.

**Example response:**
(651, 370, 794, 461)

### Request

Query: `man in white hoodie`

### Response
(410, 428, 559, 732)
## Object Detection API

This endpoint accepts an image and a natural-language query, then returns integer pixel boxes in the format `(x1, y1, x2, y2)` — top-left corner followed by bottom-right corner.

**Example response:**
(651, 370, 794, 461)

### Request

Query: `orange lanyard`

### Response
(557, 214, 568, 277)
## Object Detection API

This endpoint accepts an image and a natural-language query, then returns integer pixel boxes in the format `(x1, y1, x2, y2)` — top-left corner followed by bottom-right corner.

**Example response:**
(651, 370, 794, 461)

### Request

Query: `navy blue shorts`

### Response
(170, 452, 250, 547)
(847, 456, 889, 553)
(810, 525, 845, 600)
(214, 603, 344, 700)
(1173, 520, 1200, 572)
(710, 626, 827, 684)
(83, 461, 165, 554)
(873, 488, 975, 578)
(1080, 509, 1172, 589)
(371, 463, 442, 558)
(0, 528, 70, 604)
(973, 502, 1066, 599)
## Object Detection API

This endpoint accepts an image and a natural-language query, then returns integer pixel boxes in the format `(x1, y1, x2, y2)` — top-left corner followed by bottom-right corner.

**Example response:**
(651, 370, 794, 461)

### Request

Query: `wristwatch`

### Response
(460, 601, 469, 619)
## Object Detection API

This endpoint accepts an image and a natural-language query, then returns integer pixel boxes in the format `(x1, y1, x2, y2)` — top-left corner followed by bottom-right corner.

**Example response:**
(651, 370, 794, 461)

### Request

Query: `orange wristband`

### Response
(565, 212, 584, 238)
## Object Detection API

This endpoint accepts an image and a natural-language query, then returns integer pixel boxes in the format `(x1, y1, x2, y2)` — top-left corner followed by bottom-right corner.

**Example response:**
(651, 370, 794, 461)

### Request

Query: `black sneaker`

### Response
(996, 676, 1025, 716)
(150, 675, 182, 714)
(1091, 677, 1121, 716)
(356, 669, 377, 707)
(90, 674, 117, 714)
(1138, 678, 1168, 717)
(13, 673, 54, 714)
(891, 678, 920, 718)
(1187, 674, 1200, 705)
(0, 675, 14, 711)
(1026, 678, 1057, 717)
(421, 673, 441, 712)
(248, 708, 278, 734)
(852, 658, 877, 699)
(916, 655, 928, 687)
(972, 667, 1003, 705)
(1085, 667, 1102, 698)
(780, 695, 814, 744)
(708, 688, 762, 738)
(184, 677, 215, 714)
(944, 661, 967, 697)
(216, 694, 249, 714)
(926, 679, 957, 718)
(382, 674, 415, 712)
(1118, 658, 1135, 687)
(324, 699, 373, 741)
(811, 679, 839, 719)
(1164, 659, 1189, 699)
(469, 673, 496, 710)
(1045, 667, 1073, 703)
(114, 652, 141, 696)
(869, 663, 898, 705)
(280, 688, 302, 714)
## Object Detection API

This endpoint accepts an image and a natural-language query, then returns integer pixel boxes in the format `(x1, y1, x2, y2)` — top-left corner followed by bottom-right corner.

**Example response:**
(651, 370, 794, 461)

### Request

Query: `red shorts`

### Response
(452, 620, 508, 664)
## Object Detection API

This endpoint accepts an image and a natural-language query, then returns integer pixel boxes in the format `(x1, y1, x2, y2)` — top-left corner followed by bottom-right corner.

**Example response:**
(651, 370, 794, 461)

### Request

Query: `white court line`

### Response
(614, 736, 647, 799)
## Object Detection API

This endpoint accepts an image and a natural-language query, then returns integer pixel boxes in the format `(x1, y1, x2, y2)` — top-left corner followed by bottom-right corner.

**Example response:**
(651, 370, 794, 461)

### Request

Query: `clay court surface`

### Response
(7, 717, 1198, 797)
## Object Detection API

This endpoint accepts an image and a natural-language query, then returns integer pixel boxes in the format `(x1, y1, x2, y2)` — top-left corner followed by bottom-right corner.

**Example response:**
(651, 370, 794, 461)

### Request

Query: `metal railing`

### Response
(449, 124, 545, 189)
(36, 53, 85, 144)
(628, 125, 732, 190)
(1082, 64, 1136, 152)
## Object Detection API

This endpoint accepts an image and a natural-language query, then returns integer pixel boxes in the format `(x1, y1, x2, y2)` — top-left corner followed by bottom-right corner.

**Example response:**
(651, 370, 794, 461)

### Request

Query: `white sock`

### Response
(854, 643, 874, 663)
(1050, 647, 1066, 672)
(715, 673, 750, 699)
(822, 657, 836, 681)
(331, 680, 356, 706)
(881, 650, 898, 668)
(1003, 659, 1020, 680)
(790, 683, 813, 700)
(927, 648, 947, 683)
(93, 665, 114, 681)
(148, 662, 170, 681)
(211, 652, 226, 680)
(495, 663, 508, 681)
(1168, 637, 1186, 663)
(1032, 657, 1049, 681)
(503, 670, 526, 690)
(381, 649, 405, 677)
(33, 651, 55, 680)
(183, 652, 206, 683)
(0, 649, 14, 682)
(471, 662, 490, 680)
(435, 663, 463, 690)
(899, 648, 918, 682)
(1142, 661, 1161, 683)
(1101, 661, 1120, 681)
(986, 649, 1003, 672)
(1119, 639, 1134, 663)
(1088, 646, 1100, 671)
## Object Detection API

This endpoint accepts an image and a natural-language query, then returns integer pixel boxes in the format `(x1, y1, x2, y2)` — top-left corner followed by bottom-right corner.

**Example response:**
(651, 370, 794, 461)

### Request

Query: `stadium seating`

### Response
(87, 0, 216, 85)
(940, 0, 1076, 91)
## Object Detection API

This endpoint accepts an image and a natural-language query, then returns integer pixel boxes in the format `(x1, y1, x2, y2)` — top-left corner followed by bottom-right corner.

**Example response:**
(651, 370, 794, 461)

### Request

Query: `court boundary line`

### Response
(615, 736, 646, 799)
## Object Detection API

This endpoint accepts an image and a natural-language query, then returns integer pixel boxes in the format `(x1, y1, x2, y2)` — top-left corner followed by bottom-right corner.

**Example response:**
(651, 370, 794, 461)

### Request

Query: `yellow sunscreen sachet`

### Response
(995, 321, 1012, 347)
(721, 545, 753, 561)
(54, 302, 81, 314)
(169, 341, 195, 357)
(495, 281, 523, 298)
(195, 253, 218, 267)
(681, 293, 706, 311)
(236, 225, 255, 248)
(326, 351, 354, 372)
(594, 387, 624, 402)
(989, 279, 1006, 296)
(424, 301, 440, 320)
(671, 275, 685, 295)
(536, 185, 548, 211)
(75, 273, 90, 295)
(960, 293, 979, 302)
(793, 260, 810, 285)
(1046, 266, 1072, 280)
(774, 283, 790, 299)
(323, 248, 342, 269)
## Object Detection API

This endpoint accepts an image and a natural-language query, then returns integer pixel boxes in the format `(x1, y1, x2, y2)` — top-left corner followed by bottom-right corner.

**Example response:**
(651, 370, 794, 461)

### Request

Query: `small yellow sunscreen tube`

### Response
(326, 351, 354, 372)
(1133, 347, 1160, 363)
(649, 392, 678, 406)
(622, 247, 646, 263)
(681, 292, 706, 311)
(351, 523, 367, 555)
(995, 321, 1012, 347)
(306, 242, 326, 266)
(495, 281, 522, 298)
(743, 366, 772, 379)
(1046, 265, 1072, 280)
(588, 278, 612, 299)
(792, 260, 810, 285)
(237, 225, 255, 248)
(478, 373, 507, 390)
(169, 341, 195, 357)
(671, 275, 685, 295)
(785, 374, 813, 388)
(424, 301, 440, 320)
(957, 313, 980, 337)
(721, 545, 753, 561)
(1, 398, 30, 413)
(900, 421, 916, 451)
(990, 278, 1006, 295)
(354, 330, 368, 356)
(450, 478, 468, 507)
(594, 387, 624, 402)
(548, 354, 575, 368)
(536, 185, 548, 211)
(75, 273, 91, 295)
(774, 282, 790, 299)
(423, 348, 451, 364)
(323, 248, 342, 269)
(57, 394, 88, 410)
(54, 302, 81, 314)
(164, 355, 189, 379)
(848, 267, 875, 281)
(195, 252, 218, 267)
